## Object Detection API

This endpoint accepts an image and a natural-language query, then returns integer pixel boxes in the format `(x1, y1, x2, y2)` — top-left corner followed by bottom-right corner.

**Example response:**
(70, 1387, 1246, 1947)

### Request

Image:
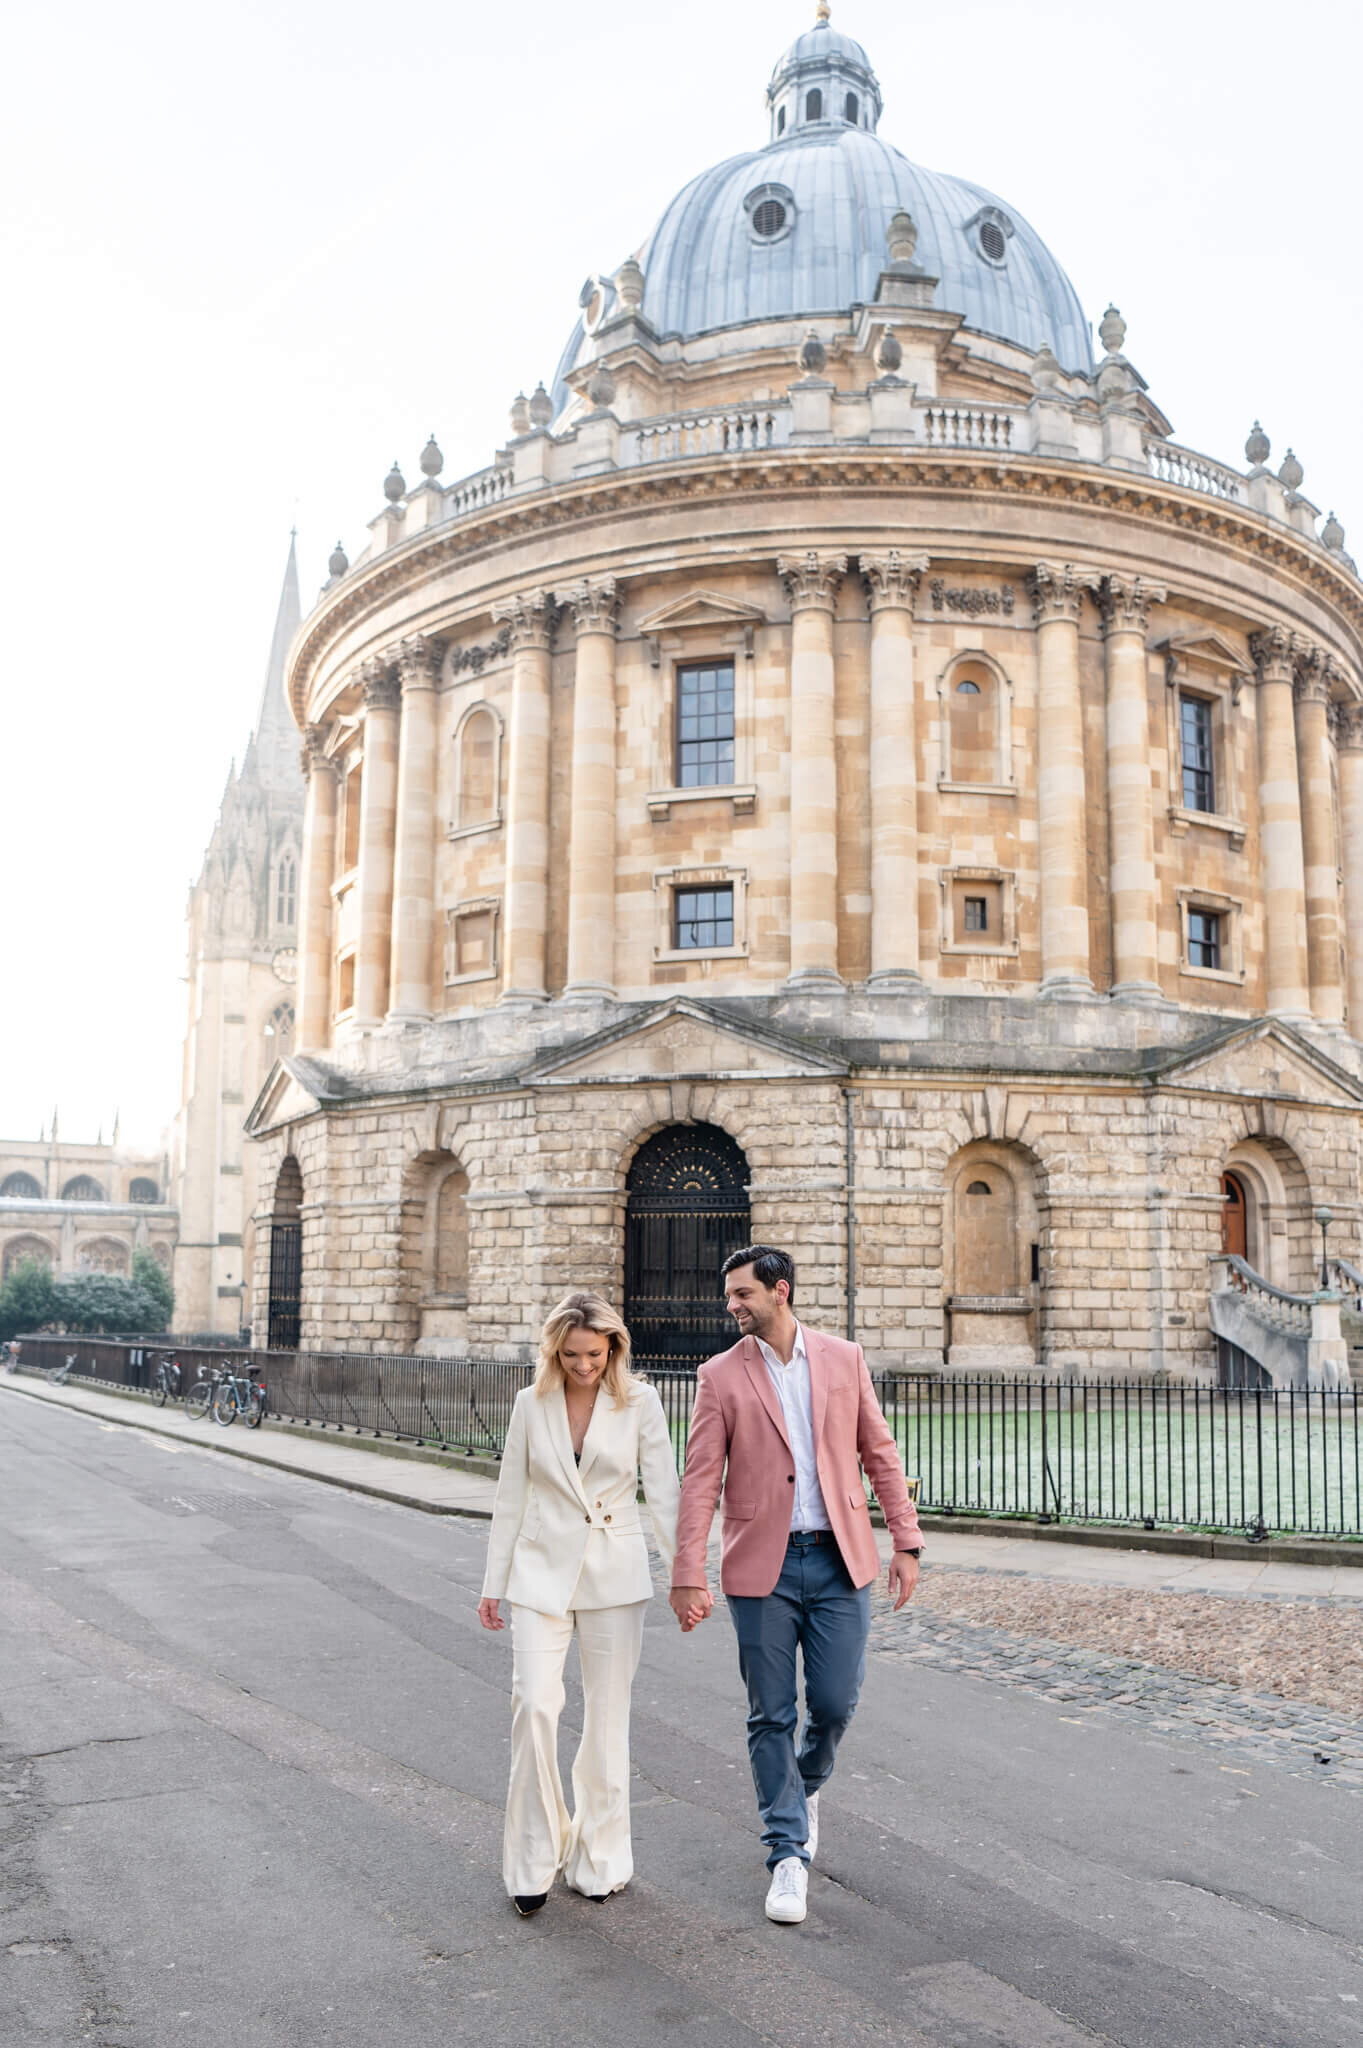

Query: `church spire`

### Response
(240, 533, 303, 794)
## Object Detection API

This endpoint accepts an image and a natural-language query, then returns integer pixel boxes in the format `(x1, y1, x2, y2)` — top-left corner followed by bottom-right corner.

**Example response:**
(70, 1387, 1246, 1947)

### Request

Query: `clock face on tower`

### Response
(272, 948, 298, 985)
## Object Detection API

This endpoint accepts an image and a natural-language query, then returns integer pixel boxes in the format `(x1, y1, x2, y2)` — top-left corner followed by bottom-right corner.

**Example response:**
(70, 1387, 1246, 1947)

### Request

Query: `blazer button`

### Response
(788, 1475, 795, 1484)
(604, 1513, 612, 1523)
(584, 1513, 591, 1524)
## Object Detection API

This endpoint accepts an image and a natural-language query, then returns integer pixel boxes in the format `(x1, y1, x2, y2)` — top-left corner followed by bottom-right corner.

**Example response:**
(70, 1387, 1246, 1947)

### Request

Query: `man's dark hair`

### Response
(721, 1243, 795, 1305)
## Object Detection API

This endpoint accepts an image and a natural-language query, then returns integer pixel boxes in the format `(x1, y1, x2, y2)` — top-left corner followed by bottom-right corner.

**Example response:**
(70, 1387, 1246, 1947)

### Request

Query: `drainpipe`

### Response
(843, 1086, 856, 1342)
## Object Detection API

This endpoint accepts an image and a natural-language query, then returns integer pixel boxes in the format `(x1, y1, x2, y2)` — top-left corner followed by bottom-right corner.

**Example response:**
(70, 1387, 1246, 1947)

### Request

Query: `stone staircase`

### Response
(1208, 1255, 1350, 1391)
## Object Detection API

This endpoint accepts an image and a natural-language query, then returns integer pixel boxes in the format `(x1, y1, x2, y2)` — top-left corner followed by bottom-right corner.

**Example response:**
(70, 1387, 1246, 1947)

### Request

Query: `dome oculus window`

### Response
(968, 207, 1013, 268)
(753, 199, 786, 238)
(744, 183, 795, 246)
(578, 274, 615, 336)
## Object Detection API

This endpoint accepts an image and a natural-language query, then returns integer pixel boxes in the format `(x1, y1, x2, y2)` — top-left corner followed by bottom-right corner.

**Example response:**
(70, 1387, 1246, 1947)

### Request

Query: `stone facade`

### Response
(243, 17, 1363, 1381)
(0, 1130, 176, 1283)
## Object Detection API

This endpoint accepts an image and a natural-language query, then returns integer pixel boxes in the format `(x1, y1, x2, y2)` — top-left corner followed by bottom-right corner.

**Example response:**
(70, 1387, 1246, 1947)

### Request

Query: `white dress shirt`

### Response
(755, 1322, 831, 1532)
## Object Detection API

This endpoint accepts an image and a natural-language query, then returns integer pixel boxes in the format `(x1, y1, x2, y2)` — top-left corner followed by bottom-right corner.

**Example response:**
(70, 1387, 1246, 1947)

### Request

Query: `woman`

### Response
(477, 1292, 680, 1915)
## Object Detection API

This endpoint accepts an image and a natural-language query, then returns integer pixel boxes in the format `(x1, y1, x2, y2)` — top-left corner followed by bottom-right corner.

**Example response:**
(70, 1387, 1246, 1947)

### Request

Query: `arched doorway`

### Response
(624, 1125, 750, 1369)
(944, 1141, 1043, 1371)
(267, 1156, 303, 1351)
(1220, 1171, 1248, 1261)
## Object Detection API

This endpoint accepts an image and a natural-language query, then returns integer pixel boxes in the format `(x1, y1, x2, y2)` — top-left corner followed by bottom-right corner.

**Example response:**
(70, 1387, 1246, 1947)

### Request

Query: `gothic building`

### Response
(245, 11, 1362, 1381)
(172, 540, 304, 1334)
(0, 1120, 176, 1284)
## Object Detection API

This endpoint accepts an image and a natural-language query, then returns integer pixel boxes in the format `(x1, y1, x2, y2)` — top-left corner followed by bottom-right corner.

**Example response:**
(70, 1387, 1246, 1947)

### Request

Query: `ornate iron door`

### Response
(624, 1125, 750, 1370)
(267, 1222, 302, 1350)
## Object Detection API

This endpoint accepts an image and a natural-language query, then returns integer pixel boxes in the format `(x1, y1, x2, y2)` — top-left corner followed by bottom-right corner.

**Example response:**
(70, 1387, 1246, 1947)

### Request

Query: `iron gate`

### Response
(624, 1124, 750, 1369)
(266, 1156, 303, 1351)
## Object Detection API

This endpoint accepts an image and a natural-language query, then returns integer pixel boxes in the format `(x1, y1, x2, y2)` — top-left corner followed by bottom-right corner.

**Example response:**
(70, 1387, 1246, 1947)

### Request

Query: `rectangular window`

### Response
(674, 885, 734, 950)
(337, 953, 356, 1013)
(963, 896, 988, 933)
(456, 909, 495, 979)
(342, 765, 363, 872)
(675, 662, 735, 788)
(1187, 909, 1222, 970)
(1180, 695, 1214, 814)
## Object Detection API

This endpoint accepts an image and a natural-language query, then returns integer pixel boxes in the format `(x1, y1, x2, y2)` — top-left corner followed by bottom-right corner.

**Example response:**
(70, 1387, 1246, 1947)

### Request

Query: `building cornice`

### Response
(288, 450, 1363, 719)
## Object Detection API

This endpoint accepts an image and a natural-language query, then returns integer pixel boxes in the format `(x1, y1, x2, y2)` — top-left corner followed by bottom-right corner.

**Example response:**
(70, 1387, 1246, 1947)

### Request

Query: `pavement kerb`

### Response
(7, 1369, 1362, 1569)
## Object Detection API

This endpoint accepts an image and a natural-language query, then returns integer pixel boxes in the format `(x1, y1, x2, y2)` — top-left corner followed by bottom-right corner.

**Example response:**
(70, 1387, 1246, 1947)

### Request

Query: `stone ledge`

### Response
(912, 1510, 1363, 1568)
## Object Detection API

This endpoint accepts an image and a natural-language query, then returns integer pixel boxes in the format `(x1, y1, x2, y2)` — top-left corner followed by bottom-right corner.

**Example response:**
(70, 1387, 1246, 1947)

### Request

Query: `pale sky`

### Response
(1, 0, 1358, 1150)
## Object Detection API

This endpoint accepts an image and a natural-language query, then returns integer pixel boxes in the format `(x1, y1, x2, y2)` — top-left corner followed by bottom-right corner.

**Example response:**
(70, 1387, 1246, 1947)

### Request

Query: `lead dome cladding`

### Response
(551, 12, 1093, 414)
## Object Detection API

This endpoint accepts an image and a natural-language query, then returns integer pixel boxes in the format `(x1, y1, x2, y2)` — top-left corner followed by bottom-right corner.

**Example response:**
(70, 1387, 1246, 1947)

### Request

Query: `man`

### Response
(670, 1244, 922, 1926)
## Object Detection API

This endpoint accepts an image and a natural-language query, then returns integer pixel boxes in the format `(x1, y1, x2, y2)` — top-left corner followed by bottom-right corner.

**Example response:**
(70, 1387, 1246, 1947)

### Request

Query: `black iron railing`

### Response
(13, 1339, 1361, 1540)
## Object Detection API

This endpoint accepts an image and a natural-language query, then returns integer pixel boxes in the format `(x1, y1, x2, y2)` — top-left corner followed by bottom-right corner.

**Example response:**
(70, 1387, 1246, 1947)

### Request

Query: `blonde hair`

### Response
(534, 1291, 640, 1406)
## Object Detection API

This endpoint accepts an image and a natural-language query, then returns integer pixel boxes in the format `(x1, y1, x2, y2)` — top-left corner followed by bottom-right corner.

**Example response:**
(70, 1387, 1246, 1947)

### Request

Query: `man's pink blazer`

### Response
(671, 1328, 923, 1597)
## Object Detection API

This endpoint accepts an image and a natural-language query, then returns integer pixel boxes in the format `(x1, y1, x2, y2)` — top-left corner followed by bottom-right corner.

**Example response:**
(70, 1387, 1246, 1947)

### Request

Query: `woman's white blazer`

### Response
(481, 1380, 680, 1613)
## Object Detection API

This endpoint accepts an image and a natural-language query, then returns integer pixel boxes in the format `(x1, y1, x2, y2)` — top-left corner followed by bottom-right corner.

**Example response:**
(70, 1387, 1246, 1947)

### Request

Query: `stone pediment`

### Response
(1155, 1020, 1363, 1110)
(525, 999, 845, 1084)
(1155, 628, 1249, 677)
(244, 1058, 325, 1136)
(636, 590, 767, 637)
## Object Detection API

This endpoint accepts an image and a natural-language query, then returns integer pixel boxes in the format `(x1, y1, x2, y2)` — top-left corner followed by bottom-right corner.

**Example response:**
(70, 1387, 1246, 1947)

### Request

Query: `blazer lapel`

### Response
(546, 1385, 589, 1502)
(741, 1335, 792, 1452)
(805, 1327, 830, 1450)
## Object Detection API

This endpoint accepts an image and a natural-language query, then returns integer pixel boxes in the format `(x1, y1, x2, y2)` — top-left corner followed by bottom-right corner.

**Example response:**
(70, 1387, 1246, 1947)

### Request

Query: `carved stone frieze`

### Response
(778, 551, 847, 612)
(449, 623, 514, 676)
(861, 550, 929, 610)
(929, 579, 1016, 617)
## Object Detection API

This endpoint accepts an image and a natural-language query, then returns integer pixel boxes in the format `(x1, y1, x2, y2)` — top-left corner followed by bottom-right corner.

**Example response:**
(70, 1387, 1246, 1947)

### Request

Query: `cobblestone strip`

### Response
(870, 1595, 1363, 1792)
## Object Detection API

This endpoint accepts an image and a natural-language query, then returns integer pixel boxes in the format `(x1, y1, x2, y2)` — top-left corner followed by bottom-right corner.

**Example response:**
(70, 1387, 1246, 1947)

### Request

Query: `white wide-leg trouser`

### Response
(504, 1600, 647, 1900)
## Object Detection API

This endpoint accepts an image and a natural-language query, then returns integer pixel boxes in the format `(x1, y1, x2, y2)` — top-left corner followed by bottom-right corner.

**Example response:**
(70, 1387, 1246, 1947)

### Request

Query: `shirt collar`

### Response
(757, 1321, 806, 1372)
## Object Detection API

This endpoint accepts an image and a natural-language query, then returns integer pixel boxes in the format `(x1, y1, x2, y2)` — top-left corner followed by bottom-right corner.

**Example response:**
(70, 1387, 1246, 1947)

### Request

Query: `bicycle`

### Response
(183, 1365, 227, 1421)
(211, 1362, 266, 1429)
(150, 1354, 183, 1406)
(51, 1351, 78, 1385)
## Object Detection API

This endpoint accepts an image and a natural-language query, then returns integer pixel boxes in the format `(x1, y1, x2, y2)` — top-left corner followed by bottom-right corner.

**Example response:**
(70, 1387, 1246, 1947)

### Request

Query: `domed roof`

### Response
(552, 14, 1092, 411)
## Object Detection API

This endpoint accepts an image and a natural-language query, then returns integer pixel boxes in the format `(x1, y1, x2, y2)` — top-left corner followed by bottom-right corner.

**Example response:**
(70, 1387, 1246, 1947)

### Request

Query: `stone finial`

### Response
(798, 328, 827, 376)
(328, 539, 349, 579)
(510, 391, 531, 435)
(383, 459, 406, 504)
(1030, 343, 1061, 392)
(1098, 304, 1126, 355)
(1245, 420, 1270, 468)
(886, 208, 918, 266)
(1279, 447, 1304, 492)
(528, 382, 553, 428)
(816, 0, 831, 20)
(586, 362, 617, 410)
(614, 256, 645, 313)
(874, 325, 903, 375)
(419, 434, 443, 479)
(1323, 510, 1346, 552)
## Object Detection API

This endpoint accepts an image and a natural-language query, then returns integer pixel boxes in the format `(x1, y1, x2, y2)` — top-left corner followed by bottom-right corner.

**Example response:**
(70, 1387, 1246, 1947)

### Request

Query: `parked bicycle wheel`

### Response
(211, 1382, 239, 1427)
(184, 1378, 214, 1420)
(243, 1383, 265, 1428)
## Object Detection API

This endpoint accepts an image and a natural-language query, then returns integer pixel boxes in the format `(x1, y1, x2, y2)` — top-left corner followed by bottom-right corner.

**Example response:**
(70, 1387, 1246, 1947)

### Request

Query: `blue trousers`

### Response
(727, 1532, 872, 1870)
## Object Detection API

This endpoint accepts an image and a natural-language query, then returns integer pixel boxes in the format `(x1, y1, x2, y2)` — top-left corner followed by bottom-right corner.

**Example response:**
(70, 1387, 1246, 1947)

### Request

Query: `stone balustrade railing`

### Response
(1144, 440, 1245, 503)
(919, 405, 1018, 450)
(629, 405, 794, 464)
(1210, 1253, 1313, 1331)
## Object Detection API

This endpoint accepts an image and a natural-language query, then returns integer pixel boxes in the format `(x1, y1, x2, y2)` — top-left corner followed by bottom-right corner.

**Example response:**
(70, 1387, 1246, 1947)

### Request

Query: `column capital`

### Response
(559, 577, 619, 638)
(492, 587, 557, 652)
(395, 633, 442, 691)
(1095, 572, 1166, 636)
(859, 549, 929, 610)
(1027, 562, 1086, 626)
(1250, 625, 1294, 686)
(300, 724, 339, 781)
(1336, 703, 1363, 753)
(1292, 635, 1330, 705)
(779, 551, 847, 613)
(359, 658, 401, 711)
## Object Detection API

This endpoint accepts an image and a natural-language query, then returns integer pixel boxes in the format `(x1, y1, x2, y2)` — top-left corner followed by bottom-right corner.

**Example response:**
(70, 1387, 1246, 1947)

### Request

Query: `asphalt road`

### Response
(1, 1396, 1360, 2048)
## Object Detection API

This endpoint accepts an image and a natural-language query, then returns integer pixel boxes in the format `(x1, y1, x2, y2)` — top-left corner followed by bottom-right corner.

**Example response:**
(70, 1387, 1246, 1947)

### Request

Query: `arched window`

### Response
(624, 1124, 751, 1369)
(947, 662, 999, 785)
(62, 1176, 104, 1203)
(129, 1178, 160, 1204)
(264, 1002, 295, 1062)
(844, 92, 859, 123)
(805, 88, 822, 121)
(275, 851, 297, 927)
(267, 1156, 304, 1350)
(77, 1238, 129, 1275)
(3, 1236, 53, 1280)
(456, 706, 499, 829)
(776, 106, 786, 135)
(434, 1167, 469, 1297)
(1, 1172, 42, 1200)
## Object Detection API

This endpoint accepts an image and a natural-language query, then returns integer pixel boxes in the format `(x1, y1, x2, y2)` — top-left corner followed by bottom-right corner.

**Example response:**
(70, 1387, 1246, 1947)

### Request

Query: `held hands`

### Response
(887, 1551, 920, 1612)
(477, 1597, 505, 1631)
(669, 1585, 714, 1632)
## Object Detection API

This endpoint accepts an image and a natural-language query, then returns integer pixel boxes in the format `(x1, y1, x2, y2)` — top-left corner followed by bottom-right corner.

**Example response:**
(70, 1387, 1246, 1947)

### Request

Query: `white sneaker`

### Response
(803, 1789, 819, 1862)
(764, 1856, 808, 1925)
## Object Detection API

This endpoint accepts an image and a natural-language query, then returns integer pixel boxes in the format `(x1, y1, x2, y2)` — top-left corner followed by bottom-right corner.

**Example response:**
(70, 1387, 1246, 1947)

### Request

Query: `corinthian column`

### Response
(1250, 627, 1310, 1019)
(386, 635, 441, 1023)
(779, 551, 847, 989)
(353, 659, 402, 1026)
(297, 725, 338, 1050)
(561, 579, 619, 1001)
(1292, 641, 1344, 1026)
(860, 551, 928, 988)
(493, 590, 555, 1004)
(1028, 564, 1094, 996)
(1335, 699, 1363, 1035)
(1097, 573, 1165, 1000)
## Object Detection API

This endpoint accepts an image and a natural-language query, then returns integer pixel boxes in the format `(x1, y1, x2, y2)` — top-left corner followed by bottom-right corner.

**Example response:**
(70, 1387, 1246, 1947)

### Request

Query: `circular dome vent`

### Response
(753, 198, 787, 238)
(744, 182, 795, 245)
(979, 221, 1006, 261)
